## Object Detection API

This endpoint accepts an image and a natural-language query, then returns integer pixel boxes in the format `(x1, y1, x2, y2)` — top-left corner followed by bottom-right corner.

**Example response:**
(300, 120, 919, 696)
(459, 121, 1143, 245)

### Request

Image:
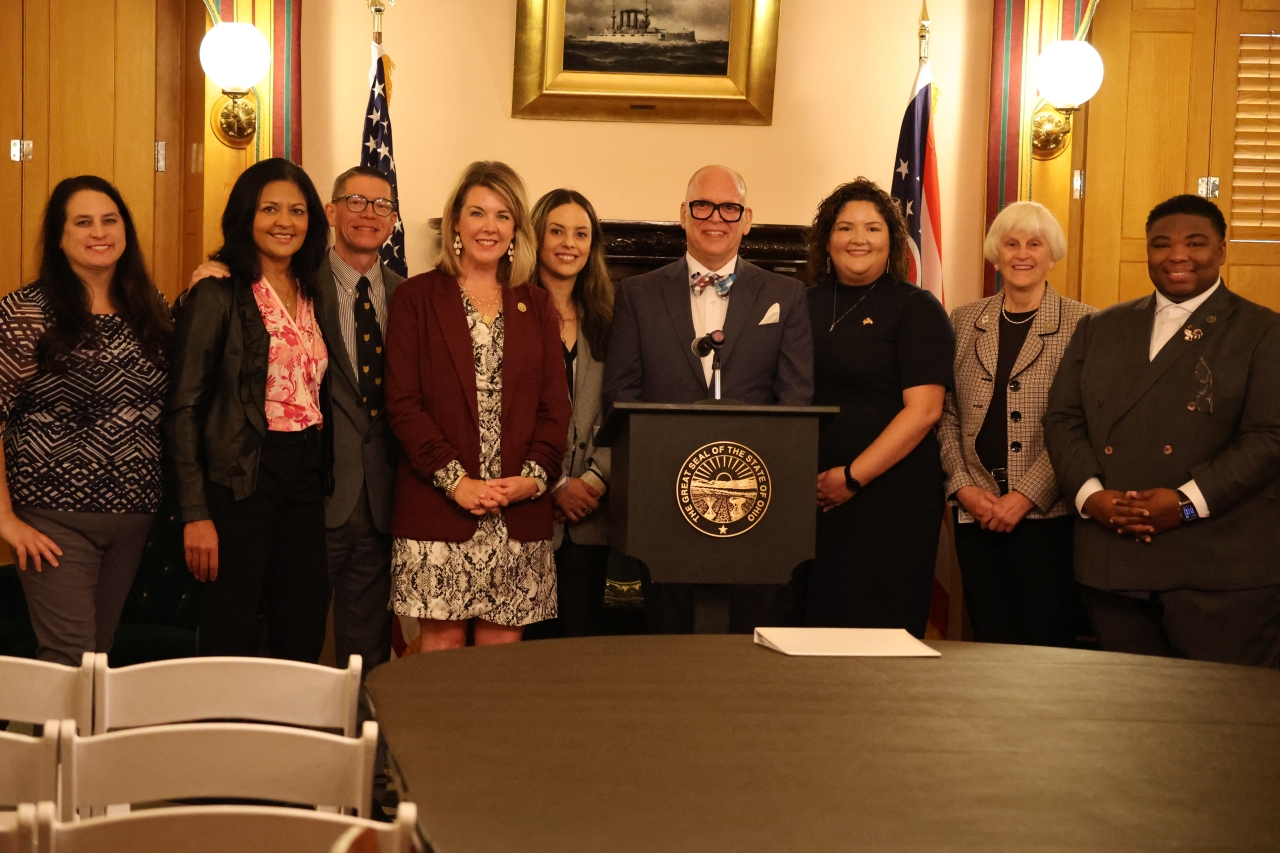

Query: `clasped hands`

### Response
(453, 476, 541, 516)
(1082, 488, 1182, 543)
(955, 486, 1035, 533)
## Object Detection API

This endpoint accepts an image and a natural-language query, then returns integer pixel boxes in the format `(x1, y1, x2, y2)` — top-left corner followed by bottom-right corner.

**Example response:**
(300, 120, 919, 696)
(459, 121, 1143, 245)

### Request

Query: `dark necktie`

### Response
(354, 276, 385, 419)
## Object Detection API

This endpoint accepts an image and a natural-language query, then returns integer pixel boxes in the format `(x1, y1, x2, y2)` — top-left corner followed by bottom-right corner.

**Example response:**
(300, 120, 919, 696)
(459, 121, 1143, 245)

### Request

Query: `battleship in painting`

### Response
(563, 0, 729, 76)
(571, 1, 697, 44)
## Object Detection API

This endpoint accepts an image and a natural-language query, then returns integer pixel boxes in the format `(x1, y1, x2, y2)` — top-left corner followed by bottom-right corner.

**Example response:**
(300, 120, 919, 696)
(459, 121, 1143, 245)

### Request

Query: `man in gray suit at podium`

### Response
(603, 165, 814, 633)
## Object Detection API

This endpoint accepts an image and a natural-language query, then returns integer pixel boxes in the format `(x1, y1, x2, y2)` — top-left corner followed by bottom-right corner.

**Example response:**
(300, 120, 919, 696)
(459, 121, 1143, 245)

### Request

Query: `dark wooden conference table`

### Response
(365, 636, 1280, 852)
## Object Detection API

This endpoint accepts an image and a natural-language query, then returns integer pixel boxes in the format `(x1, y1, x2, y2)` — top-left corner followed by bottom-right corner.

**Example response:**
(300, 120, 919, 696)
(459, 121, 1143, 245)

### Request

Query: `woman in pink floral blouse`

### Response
(165, 158, 334, 661)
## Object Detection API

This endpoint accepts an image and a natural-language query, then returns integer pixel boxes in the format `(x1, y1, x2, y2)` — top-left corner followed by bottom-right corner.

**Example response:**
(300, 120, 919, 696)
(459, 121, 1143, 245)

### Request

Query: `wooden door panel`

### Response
(0, 0, 23, 295)
(1120, 32, 1197, 240)
(22, 0, 51, 287)
(1081, 0, 1217, 309)
(48, 2, 116, 183)
(1210, 0, 1280, 310)
(114, 0, 157, 265)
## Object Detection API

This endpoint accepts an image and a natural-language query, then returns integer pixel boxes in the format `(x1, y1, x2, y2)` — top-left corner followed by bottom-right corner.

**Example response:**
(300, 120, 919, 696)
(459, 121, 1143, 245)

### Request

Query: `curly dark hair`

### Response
(210, 158, 328, 302)
(806, 177, 912, 286)
(34, 175, 173, 372)
(531, 188, 614, 362)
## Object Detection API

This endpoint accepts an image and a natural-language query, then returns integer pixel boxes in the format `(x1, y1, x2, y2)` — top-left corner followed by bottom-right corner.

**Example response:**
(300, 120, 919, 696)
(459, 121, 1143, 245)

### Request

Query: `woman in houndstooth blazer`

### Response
(938, 202, 1094, 647)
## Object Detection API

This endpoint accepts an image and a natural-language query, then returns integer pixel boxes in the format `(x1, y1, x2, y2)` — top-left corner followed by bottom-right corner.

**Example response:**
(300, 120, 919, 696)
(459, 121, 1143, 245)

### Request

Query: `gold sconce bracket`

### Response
(1032, 106, 1076, 160)
(211, 91, 257, 149)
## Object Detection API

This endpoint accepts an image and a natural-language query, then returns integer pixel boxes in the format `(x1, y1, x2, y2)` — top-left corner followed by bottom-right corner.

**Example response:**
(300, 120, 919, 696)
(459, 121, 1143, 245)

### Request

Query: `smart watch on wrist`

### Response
(845, 463, 862, 495)
(1176, 489, 1199, 522)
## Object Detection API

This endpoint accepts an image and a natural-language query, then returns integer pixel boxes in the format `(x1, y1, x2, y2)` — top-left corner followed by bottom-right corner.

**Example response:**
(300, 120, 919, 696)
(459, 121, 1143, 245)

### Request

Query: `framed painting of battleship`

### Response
(512, 0, 781, 125)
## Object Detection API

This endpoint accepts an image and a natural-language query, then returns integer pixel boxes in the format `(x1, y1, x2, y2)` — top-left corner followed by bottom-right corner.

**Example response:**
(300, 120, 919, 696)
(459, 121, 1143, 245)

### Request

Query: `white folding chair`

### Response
(0, 802, 36, 853)
(58, 720, 378, 820)
(0, 720, 60, 807)
(34, 801, 417, 853)
(0, 654, 93, 734)
(92, 654, 361, 735)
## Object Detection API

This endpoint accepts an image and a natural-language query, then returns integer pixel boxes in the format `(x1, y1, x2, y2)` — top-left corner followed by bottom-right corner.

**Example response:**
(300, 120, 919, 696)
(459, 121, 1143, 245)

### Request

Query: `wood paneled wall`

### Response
(4, 0, 206, 302)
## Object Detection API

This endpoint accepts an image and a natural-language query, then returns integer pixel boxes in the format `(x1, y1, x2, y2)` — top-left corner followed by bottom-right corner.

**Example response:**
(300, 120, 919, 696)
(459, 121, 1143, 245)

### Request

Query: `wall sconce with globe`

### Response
(1032, 39, 1105, 160)
(200, 22, 272, 149)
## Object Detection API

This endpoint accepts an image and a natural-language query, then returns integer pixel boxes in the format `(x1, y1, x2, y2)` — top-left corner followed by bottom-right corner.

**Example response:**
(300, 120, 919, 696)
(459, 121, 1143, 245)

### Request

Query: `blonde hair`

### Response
(982, 201, 1068, 265)
(438, 161, 537, 287)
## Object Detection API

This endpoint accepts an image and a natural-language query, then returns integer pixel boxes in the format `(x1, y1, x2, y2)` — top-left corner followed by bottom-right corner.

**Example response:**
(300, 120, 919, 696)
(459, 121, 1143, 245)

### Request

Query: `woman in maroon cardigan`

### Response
(385, 161, 570, 651)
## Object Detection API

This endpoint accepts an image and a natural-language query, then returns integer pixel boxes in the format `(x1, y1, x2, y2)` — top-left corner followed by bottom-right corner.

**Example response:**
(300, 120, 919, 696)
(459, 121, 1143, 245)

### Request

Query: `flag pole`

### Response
(918, 1, 930, 61)
(367, 0, 394, 45)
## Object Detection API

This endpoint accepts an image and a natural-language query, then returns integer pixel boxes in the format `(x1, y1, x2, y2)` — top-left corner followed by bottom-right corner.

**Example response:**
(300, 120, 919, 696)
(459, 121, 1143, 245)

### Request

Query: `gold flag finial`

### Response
(919, 1, 931, 60)
(367, 0, 395, 45)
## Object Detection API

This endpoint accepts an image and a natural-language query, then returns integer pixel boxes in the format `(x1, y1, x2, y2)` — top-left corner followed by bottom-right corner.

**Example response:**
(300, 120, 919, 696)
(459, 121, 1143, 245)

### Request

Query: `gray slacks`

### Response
(326, 485, 392, 675)
(15, 507, 153, 666)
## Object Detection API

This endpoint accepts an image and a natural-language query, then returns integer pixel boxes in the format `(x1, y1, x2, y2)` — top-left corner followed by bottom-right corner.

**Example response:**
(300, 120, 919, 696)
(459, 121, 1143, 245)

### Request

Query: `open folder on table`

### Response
(753, 627, 941, 657)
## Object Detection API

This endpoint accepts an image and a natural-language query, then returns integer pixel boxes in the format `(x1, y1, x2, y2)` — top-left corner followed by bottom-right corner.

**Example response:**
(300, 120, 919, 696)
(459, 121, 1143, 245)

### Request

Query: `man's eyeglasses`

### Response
(687, 200, 746, 222)
(333, 194, 397, 217)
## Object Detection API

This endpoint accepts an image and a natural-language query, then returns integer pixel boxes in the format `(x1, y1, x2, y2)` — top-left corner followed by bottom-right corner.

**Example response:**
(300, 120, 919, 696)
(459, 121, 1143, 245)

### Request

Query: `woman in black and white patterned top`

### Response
(0, 175, 172, 665)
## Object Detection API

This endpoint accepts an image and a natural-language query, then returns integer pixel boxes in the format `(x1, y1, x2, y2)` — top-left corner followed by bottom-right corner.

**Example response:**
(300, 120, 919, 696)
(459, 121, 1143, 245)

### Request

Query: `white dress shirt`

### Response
(687, 253, 737, 384)
(1075, 279, 1221, 518)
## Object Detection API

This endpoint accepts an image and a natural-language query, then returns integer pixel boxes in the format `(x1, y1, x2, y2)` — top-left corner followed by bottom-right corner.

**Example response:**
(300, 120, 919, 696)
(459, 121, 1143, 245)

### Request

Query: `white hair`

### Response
(983, 201, 1067, 264)
(685, 165, 748, 202)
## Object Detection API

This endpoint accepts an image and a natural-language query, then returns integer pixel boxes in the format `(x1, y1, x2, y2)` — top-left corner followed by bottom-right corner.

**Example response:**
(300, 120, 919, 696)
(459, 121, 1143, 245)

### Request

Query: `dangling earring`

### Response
(508, 241, 515, 261)
(825, 256, 832, 274)
(453, 232, 462, 256)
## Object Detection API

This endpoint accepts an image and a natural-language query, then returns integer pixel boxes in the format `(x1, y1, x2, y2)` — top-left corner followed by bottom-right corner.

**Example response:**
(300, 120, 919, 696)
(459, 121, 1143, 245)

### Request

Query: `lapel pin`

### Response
(1183, 326, 1203, 342)
(863, 317, 874, 325)
(517, 302, 527, 312)
(1207, 315, 1217, 323)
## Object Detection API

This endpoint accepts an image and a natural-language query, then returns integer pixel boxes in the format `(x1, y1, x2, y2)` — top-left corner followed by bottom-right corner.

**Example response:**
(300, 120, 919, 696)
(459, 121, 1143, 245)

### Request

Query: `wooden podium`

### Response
(594, 402, 838, 632)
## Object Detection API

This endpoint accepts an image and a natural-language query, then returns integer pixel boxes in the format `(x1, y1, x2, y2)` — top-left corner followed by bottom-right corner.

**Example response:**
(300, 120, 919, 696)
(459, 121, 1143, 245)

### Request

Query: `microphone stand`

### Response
(710, 351, 722, 401)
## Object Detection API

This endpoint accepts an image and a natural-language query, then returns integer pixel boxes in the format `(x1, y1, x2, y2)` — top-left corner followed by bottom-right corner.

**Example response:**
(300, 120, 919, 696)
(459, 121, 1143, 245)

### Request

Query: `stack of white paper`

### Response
(753, 627, 941, 657)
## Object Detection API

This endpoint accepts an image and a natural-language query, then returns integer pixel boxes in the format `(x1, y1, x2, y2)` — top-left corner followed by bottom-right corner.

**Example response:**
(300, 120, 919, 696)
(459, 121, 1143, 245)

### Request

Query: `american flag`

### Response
(890, 57, 944, 305)
(361, 42, 406, 277)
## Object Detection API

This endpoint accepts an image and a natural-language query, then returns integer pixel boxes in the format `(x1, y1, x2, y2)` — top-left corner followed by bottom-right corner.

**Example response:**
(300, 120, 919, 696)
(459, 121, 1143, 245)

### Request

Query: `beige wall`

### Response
(302, 1, 993, 307)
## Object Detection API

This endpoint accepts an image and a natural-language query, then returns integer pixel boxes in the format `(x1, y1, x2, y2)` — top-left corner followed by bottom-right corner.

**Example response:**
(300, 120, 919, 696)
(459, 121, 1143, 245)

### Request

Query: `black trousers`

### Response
(1084, 585, 1280, 668)
(201, 428, 329, 661)
(524, 533, 609, 640)
(953, 513, 1078, 647)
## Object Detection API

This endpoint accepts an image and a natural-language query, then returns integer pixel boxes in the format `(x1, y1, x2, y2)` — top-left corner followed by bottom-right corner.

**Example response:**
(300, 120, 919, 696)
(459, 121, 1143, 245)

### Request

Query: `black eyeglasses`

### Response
(333, 194, 397, 217)
(687, 200, 746, 222)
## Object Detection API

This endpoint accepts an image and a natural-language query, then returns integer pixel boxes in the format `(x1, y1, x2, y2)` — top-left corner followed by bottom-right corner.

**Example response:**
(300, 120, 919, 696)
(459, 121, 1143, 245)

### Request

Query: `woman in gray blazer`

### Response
(938, 202, 1093, 646)
(530, 189, 614, 637)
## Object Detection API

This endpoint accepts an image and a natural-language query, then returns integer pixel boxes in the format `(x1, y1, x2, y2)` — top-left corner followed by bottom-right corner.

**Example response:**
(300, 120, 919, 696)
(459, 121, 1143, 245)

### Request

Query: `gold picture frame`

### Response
(512, 0, 781, 125)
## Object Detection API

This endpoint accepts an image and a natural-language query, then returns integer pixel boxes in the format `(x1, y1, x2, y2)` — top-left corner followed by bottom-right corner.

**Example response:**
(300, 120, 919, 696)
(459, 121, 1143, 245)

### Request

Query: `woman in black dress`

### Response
(803, 178, 954, 637)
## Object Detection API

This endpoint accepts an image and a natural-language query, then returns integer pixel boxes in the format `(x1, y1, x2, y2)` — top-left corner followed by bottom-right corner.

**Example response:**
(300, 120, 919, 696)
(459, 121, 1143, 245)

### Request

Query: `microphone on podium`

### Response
(691, 329, 726, 358)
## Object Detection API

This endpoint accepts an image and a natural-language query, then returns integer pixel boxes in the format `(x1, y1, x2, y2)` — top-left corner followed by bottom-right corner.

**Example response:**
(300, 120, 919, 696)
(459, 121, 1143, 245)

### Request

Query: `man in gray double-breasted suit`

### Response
(602, 165, 814, 634)
(1044, 194, 1280, 667)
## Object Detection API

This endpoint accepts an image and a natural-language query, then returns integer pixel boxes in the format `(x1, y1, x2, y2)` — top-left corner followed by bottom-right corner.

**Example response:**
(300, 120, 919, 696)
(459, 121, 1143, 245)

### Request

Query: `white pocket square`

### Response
(759, 303, 780, 325)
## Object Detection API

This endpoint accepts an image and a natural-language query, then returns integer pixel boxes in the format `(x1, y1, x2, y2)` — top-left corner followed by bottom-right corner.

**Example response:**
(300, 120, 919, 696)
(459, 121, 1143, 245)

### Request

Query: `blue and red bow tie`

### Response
(691, 271, 736, 297)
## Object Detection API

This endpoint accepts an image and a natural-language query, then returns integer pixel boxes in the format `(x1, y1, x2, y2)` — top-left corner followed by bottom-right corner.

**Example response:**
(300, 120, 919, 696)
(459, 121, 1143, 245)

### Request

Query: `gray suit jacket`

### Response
(602, 258, 814, 408)
(554, 337, 612, 549)
(316, 256, 405, 531)
(1043, 284, 1280, 591)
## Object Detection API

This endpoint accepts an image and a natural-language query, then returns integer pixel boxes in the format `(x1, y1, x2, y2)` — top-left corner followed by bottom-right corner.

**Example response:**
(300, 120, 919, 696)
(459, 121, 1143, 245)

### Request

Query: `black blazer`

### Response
(1043, 284, 1280, 591)
(602, 257, 814, 408)
(165, 274, 334, 523)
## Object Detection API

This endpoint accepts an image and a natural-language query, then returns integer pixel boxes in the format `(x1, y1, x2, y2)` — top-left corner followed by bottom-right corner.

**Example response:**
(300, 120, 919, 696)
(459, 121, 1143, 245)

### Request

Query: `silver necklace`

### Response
(1000, 294, 1039, 325)
(829, 280, 879, 332)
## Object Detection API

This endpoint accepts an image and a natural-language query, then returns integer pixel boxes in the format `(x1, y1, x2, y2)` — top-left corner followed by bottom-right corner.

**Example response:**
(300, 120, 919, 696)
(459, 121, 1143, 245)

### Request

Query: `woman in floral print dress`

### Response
(385, 161, 571, 651)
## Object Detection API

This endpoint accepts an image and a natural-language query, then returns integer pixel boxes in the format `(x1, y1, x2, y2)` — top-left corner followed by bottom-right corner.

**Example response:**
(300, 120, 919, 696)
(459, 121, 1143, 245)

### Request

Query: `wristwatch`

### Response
(845, 463, 862, 495)
(1176, 489, 1199, 522)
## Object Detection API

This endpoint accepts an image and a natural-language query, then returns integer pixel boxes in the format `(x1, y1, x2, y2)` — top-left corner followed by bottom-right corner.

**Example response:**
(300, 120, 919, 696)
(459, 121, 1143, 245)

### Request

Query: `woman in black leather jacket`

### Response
(165, 158, 334, 661)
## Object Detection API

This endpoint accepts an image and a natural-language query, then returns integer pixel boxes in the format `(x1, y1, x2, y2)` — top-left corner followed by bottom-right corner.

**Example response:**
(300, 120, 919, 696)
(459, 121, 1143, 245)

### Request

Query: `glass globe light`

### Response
(1035, 40, 1104, 111)
(199, 22, 271, 95)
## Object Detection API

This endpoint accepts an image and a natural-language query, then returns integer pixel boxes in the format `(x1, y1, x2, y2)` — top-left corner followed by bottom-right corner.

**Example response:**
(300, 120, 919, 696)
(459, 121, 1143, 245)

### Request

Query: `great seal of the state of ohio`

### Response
(676, 442, 771, 538)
